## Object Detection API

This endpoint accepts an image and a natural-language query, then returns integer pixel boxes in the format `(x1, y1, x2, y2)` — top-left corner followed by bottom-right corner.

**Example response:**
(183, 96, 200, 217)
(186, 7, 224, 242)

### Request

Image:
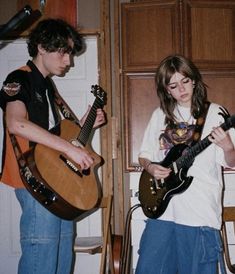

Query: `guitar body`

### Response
(23, 119, 102, 220)
(112, 234, 123, 274)
(139, 144, 193, 219)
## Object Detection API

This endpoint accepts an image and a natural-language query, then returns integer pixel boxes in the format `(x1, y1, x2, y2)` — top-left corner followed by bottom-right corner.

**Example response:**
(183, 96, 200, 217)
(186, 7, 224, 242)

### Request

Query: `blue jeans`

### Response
(15, 188, 74, 274)
(135, 219, 226, 274)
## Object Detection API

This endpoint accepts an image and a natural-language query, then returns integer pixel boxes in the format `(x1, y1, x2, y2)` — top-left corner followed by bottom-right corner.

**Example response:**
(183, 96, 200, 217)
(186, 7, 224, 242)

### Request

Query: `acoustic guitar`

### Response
(20, 85, 107, 220)
(139, 114, 235, 219)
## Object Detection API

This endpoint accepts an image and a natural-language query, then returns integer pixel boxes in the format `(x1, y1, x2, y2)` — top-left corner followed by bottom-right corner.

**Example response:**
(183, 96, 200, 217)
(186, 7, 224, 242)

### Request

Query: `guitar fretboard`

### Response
(171, 114, 235, 171)
(78, 97, 104, 146)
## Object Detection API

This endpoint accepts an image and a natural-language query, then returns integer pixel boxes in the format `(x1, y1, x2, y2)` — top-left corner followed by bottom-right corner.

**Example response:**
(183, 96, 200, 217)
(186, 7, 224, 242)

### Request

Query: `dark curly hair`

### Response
(27, 18, 84, 57)
(155, 54, 208, 125)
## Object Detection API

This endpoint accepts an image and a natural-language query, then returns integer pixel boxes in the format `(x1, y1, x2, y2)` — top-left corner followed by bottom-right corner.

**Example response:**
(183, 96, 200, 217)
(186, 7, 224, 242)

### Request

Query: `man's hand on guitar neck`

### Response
(79, 105, 106, 128)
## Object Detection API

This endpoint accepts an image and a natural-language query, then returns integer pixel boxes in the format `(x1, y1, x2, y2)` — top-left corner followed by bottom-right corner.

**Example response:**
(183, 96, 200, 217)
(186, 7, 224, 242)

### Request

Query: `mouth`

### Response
(180, 94, 189, 99)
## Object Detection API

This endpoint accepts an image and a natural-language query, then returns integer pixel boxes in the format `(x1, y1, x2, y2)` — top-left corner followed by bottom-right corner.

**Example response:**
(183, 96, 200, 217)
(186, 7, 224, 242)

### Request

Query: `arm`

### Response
(6, 100, 94, 170)
(139, 157, 171, 179)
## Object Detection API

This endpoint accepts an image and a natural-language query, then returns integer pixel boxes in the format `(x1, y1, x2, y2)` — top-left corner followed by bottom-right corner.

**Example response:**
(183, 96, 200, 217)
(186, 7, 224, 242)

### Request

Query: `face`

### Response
(167, 72, 194, 107)
(36, 39, 74, 77)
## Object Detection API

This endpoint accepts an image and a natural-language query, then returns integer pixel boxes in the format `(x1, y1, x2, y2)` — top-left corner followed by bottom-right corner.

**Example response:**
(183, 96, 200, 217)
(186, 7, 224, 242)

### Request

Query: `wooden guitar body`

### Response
(112, 234, 123, 274)
(22, 119, 102, 220)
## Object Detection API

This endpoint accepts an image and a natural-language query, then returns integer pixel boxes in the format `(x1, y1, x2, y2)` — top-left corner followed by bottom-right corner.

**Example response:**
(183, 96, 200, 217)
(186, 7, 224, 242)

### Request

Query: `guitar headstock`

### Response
(91, 85, 107, 107)
(227, 115, 235, 127)
(222, 114, 235, 131)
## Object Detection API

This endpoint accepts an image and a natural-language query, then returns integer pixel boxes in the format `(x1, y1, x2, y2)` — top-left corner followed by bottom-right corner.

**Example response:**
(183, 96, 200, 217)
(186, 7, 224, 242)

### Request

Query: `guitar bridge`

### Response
(59, 155, 83, 177)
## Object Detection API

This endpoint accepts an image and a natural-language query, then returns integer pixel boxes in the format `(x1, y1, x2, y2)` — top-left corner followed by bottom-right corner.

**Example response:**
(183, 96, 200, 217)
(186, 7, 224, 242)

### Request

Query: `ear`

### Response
(38, 44, 46, 55)
(166, 87, 171, 95)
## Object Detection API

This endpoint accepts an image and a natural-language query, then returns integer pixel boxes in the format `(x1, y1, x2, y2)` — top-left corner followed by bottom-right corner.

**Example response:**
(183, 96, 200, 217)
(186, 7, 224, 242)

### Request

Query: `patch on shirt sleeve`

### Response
(3, 82, 21, 96)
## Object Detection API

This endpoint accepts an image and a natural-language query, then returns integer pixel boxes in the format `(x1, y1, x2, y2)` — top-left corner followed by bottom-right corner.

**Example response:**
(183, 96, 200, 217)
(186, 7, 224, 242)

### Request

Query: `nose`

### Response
(63, 53, 71, 66)
(178, 82, 185, 92)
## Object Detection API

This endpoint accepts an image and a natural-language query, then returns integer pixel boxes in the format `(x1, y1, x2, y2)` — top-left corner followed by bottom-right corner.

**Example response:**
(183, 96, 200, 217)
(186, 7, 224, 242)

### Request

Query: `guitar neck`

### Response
(176, 136, 211, 169)
(78, 98, 103, 146)
(174, 116, 234, 170)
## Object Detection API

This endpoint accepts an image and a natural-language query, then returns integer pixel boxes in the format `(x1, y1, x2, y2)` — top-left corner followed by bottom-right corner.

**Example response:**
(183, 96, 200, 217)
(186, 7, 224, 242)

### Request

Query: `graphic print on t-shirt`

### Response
(159, 122, 196, 156)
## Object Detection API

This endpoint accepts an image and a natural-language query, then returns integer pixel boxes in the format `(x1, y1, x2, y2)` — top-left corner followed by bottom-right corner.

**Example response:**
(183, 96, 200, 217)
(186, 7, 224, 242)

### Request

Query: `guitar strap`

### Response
(191, 101, 211, 146)
(53, 89, 80, 124)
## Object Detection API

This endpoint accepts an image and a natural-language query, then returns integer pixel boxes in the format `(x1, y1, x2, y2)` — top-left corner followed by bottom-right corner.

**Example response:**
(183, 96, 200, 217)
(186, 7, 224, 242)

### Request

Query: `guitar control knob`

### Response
(152, 206, 157, 212)
(150, 188, 156, 195)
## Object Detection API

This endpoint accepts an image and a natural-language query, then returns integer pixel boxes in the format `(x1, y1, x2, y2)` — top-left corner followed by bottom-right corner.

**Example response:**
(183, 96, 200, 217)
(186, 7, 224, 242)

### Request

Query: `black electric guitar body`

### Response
(139, 114, 235, 219)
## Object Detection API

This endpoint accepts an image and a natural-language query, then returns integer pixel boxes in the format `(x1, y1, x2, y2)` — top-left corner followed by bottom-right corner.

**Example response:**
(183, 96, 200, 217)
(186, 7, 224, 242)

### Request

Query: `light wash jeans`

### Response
(15, 188, 74, 274)
(135, 219, 226, 274)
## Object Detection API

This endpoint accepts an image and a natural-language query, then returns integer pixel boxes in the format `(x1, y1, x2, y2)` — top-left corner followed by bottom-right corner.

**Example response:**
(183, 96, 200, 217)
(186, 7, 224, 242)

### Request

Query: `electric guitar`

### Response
(20, 85, 107, 220)
(139, 114, 235, 219)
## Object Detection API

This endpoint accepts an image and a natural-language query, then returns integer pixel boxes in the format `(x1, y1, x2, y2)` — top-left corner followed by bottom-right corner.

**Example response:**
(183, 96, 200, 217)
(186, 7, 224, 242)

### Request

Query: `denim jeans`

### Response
(135, 219, 226, 274)
(15, 188, 74, 274)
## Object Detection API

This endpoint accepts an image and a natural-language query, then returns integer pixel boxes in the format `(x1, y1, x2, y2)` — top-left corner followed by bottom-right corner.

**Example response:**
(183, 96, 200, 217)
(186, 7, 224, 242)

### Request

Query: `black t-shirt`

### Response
(0, 60, 59, 130)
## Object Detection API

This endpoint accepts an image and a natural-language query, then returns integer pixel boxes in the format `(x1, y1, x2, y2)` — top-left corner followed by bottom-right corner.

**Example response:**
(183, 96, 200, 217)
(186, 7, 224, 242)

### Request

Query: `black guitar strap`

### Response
(53, 89, 80, 124)
(191, 101, 211, 146)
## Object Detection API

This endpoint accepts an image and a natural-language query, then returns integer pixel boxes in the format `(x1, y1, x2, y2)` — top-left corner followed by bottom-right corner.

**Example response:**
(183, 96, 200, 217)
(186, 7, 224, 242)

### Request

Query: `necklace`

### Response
(176, 105, 193, 125)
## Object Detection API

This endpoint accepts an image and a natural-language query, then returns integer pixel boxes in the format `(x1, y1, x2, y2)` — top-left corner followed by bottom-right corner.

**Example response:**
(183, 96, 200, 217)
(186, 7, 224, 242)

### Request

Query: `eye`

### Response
(57, 48, 66, 56)
(182, 78, 190, 84)
(168, 84, 177, 90)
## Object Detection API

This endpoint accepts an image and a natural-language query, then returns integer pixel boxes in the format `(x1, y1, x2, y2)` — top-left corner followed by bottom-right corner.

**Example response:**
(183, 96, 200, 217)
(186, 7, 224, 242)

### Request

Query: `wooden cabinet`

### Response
(122, 0, 181, 72)
(121, 0, 235, 170)
(183, 0, 235, 70)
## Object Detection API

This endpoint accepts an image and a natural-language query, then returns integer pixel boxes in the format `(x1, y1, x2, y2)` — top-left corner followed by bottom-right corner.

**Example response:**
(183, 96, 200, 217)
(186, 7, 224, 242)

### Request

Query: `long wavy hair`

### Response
(155, 55, 208, 125)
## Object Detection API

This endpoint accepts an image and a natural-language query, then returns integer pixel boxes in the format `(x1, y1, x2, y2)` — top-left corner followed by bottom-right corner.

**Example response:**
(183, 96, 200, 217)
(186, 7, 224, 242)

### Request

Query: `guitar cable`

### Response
(120, 203, 141, 274)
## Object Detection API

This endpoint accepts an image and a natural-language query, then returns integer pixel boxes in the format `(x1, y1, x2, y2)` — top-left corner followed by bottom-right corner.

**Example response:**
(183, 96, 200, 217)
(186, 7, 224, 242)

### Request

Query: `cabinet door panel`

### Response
(203, 74, 235, 114)
(123, 73, 159, 170)
(184, 0, 235, 70)
(122, 0, 181, 71)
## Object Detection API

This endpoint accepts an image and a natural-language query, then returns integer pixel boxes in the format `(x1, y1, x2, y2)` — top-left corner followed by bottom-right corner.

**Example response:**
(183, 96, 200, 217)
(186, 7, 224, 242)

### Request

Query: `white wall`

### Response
(0, 37, 103, 274)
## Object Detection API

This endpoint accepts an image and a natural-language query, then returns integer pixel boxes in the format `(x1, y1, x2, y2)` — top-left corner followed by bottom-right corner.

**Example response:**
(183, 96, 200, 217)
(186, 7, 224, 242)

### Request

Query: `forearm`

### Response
(7, 115, 74, 154)
(139, 157, 152, 172)
(224, 148, 235, 167)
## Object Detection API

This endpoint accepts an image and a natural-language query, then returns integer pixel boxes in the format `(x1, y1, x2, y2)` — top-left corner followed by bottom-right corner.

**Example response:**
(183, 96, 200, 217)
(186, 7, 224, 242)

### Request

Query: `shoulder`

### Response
(209, 102, 225, 111)
(151, 107, 165, 119)
(5, 68, 29, 82)
(0, 67, 31, 110)
(204, 102, 230, 128)
(208, 102, 229, 118)
(145, 107, 165, 130)
(3, 68, 31, 92)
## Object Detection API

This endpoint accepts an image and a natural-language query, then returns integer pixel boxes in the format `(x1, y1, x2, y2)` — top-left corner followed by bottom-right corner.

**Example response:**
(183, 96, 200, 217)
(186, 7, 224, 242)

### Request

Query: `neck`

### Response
(176, 104, 192, 123)
(32, 58, 49, 78)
